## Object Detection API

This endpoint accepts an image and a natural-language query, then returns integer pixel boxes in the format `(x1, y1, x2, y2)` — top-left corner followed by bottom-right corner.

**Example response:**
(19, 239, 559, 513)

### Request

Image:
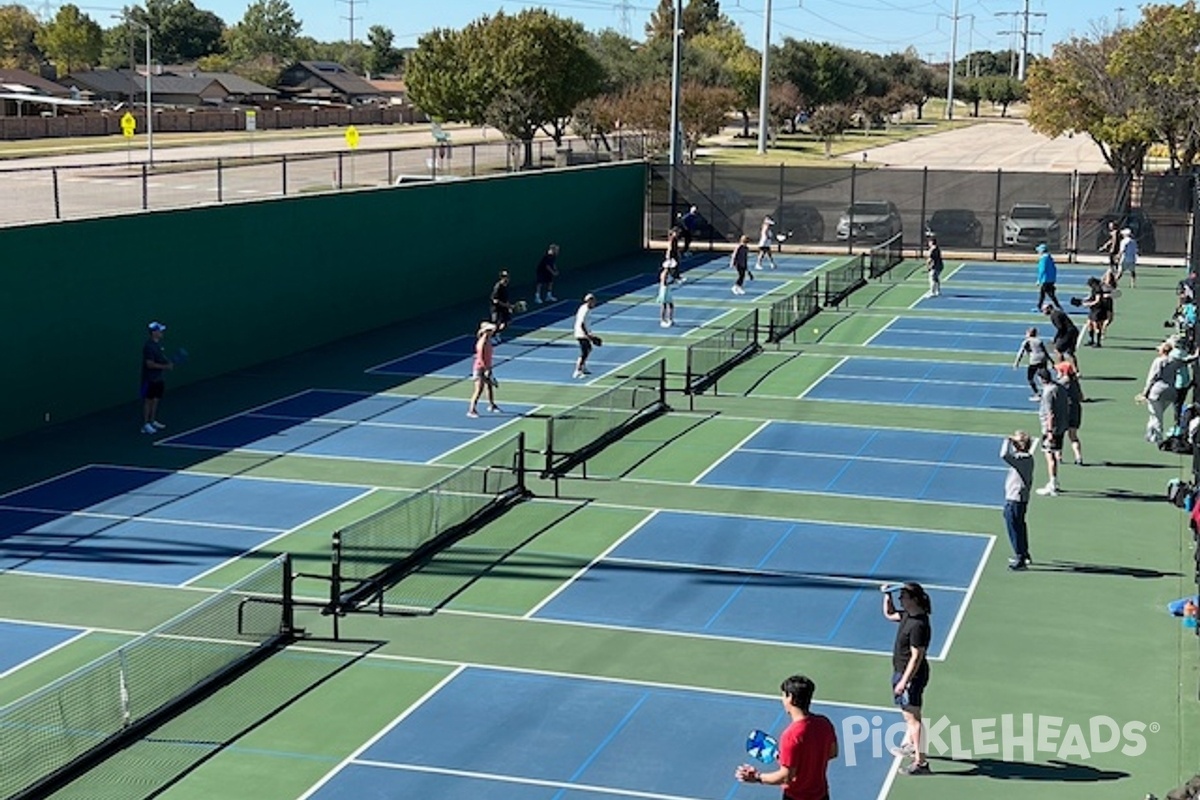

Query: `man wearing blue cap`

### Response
(140, 321, 174, 434)
(1035, 243, 1061, 311)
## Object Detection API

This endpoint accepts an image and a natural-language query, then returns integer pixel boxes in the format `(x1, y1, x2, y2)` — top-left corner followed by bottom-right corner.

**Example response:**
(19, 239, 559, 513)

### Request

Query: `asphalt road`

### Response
(2, 119, 1112, 230)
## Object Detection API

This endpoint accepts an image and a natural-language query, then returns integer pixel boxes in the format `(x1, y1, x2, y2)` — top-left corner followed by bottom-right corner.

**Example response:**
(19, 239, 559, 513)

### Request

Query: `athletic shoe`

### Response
(1074, 457, 1084, 466)
(546, 294, 557, 301)
(466, 410, 479, 418)
(900, 761, 932, 776)
(488, 405, 502, 413)
(889, 742, 916, 757)
(1035, 482, 1059, 497)
(151, 421, 166, 430)
(1029, 395, 1040, 401)
(534, 296, 543, 304)
(660, 320, 671, 328)
(140, 423, 156, 434)
(1007, 557, 1028, 571)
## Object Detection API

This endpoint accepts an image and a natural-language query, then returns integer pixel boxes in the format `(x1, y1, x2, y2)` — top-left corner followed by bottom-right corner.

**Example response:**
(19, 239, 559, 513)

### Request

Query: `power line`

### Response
(336, 0, 365, 43)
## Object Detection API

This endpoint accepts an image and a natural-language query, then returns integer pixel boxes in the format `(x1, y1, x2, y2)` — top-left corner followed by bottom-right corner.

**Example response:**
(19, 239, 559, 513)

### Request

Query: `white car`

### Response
(1002, 203, 1061, 247)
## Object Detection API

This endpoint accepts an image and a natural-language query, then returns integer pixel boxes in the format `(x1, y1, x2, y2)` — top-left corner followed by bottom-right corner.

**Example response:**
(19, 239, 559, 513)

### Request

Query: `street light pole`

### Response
(946, 0, 959, 120)
(667, 0, 683, 222)
(145, 23, 153, 166)
(756, 0, 771, 154)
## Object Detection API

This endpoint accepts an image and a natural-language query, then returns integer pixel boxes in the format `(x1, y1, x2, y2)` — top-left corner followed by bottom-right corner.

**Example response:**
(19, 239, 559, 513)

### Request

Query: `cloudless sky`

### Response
(50, 0, 1136, 58)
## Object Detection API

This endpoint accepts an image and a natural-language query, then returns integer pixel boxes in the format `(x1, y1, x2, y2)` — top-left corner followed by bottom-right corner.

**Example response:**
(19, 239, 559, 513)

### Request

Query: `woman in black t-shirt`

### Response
(882, 581, 933, 776)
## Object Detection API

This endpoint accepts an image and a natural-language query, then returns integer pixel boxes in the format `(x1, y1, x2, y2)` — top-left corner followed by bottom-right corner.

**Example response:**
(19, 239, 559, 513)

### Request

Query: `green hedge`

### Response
(3, 162, 645, 440)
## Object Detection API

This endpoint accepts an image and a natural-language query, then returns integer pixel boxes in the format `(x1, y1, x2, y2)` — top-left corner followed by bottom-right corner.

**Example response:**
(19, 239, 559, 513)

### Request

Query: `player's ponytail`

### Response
(903, 581, 932, 614)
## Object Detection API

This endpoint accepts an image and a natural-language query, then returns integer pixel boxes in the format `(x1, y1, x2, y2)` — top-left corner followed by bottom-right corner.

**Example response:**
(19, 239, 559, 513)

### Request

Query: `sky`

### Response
(47, 0, 1137, 58)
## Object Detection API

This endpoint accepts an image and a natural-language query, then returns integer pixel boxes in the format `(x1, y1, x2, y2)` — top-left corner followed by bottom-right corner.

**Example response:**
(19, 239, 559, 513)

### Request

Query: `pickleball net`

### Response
(329, 432, 528, 615)
(1, 554, 294, 800)
(685, 308, 761, 395)
(543, 358, 669, 480)
(867, 231, 905, 278)
(766, 276, 821, 343)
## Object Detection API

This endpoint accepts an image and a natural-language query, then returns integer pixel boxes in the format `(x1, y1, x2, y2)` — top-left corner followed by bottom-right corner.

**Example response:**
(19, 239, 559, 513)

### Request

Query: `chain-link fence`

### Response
(0, 133, 649, 228)
(651, 163, 1195, 262)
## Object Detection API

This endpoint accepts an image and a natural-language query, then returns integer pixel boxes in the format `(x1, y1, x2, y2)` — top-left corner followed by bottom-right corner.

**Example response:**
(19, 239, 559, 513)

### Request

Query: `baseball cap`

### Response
(1035, 244, 1048, 253)
(148, 321, 167, 332)
(1120, 227, 1133, 236)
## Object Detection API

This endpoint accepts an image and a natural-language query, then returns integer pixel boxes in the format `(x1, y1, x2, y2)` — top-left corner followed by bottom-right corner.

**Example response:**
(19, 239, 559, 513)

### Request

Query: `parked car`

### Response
(924, 208, 983, 248)
(1095, 208, 1157, 254)
(771, 201, 825, 242)
(1002, 202, 1061, 248)
(835, 200, 902, 243)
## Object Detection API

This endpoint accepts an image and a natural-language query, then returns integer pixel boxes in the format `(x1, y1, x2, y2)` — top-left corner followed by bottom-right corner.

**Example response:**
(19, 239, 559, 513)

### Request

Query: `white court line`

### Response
(775, 392, 1030, 416)
(0, 628, 90, 680)
(689, 420, 769, 486)
(182, 485, 379, 587)
(938, 532, 996, 660)
(796, 354, 850, 400)
(737, 445, 1006, 474)
(524, 509, 658, 619)
(0, 506, 282, 535)
(295, 665, 467, 800)
(861, 315, 900, 348)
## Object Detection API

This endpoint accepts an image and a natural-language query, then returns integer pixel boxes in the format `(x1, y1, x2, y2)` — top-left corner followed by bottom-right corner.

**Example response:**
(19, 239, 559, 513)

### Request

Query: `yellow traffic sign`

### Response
(345, 125, 360, 150)
(120, 112, 136, 139)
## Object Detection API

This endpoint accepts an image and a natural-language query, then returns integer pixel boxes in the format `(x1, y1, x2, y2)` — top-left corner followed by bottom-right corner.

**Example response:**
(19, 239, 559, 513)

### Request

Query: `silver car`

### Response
(836, 200, 902, 243)
(1002, 203, 1061, 247)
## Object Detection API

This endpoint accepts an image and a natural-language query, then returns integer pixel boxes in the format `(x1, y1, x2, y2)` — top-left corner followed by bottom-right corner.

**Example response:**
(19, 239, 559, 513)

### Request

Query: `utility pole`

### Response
(757, 0, 772, 153)
(336, 0, 364, 43)
(1016, 0, 1046, 80)
(667, 0, 683, 219)
(616, 0, 632, 37)
(996, 12, 1020, 76)
(946, 0, 961, 120)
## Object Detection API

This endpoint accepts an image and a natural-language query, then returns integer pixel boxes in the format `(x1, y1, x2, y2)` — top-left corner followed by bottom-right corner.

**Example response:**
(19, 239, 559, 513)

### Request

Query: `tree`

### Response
(982, 75, 1025, 116)
(227, 0, 300, 62)
(767, 81, 803, 133)
(809, 103, 854, 158)
(646, 0, 724, 41)
(956, 78, 982, 117)
(587, 29, 662, 93)
(1110, 2, 1200, 170)
(0, 4, 43, 71)
(1026, 30, 1153, 175)
(406, 10, 605, 168)
(143, 0, 224, 63)
(364, 24, 402, 77)
(37, 4, 102, 77)
(607, 79, 735, 162)
(690, 24, 758, 136)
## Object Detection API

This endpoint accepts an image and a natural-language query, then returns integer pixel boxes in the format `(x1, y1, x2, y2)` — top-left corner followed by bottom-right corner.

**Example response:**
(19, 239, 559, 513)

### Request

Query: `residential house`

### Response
(277, 61, 384, 105)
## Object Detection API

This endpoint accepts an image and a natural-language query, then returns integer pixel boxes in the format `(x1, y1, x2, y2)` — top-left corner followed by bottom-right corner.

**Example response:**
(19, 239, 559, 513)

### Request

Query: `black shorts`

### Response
(893, 670, 928, 709)
(1043, 431, 1064, 452)
(1054, 336, 1077, 355)
(577, 337, 593, 358)
(491, 307, 512, 326)
(140, 380, 165, 400)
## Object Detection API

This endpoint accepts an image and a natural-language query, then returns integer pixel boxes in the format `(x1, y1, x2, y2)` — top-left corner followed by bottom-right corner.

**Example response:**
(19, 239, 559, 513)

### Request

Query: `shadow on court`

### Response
(928, 756, 1129, 782)
(1034, 560, 1183, 580)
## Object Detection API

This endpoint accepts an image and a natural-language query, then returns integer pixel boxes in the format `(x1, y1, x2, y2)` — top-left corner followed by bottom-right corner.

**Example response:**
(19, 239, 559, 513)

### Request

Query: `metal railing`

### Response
(0, 133, 649, 228)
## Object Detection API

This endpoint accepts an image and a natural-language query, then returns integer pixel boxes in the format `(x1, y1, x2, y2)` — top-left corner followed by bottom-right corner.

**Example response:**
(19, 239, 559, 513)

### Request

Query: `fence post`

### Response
(141, 163, 148, 211)
(386, 150, 392, 185)
(217, 157, 223, 203)
(52, 167, 60, 220)
(992, 168, 1003, 260)
(848, 164, 857, 255)
(337, 152, 344, 189)
(776, 163, 785, 252)
(471, 143, 476, 177)
(919, 166, 928, 257)
(1069, 169, 1080, 262)
(281, 154, 287, 196)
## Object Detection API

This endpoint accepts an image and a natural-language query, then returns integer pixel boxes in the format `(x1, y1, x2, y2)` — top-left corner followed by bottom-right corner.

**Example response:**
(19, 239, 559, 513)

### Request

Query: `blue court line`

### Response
(824, 531, 897, 643)
(703, 523, 799, 631)
(557, 693, 649, 795)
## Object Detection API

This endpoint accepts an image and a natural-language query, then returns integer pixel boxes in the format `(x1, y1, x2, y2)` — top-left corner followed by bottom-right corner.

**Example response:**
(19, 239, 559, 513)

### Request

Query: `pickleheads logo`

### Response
(839, 714, 1155, 765)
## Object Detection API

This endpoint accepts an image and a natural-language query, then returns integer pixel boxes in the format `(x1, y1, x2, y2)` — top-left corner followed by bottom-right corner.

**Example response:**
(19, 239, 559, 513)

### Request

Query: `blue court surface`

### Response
(0, 620, 86, 678)
(698, 420, 1005, 507)
(369, 334, 655, 386)
(524, 299, 736, 338)
(802, 356, 1038, 412)
(913, 287, 1090, 315)
(161, 390, 534, 464)
(302, 665, 902, 800)
(0, 465, 366, 585)
(868, 315, 1047, 353)
(949, 262, 1101, 286)
(531, 510, 985, 657)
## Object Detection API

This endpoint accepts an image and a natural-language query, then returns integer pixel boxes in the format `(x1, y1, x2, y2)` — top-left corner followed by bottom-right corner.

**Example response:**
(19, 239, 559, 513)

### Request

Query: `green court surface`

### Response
(1, 252, 1197, 800)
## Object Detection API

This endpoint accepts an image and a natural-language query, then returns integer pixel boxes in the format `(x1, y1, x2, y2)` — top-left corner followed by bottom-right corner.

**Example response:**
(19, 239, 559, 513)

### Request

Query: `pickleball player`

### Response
(735, 674, 838, 799)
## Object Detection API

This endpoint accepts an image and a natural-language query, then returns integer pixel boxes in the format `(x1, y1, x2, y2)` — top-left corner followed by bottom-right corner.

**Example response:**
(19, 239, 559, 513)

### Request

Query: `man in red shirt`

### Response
(735, 675, 839, 799)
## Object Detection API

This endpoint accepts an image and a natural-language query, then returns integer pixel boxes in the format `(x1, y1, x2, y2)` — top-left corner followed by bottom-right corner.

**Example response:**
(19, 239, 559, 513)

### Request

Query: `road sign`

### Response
(120, 112, 136, 139)
(345, 125, 359, 150)
(245, 110, 257, 132)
